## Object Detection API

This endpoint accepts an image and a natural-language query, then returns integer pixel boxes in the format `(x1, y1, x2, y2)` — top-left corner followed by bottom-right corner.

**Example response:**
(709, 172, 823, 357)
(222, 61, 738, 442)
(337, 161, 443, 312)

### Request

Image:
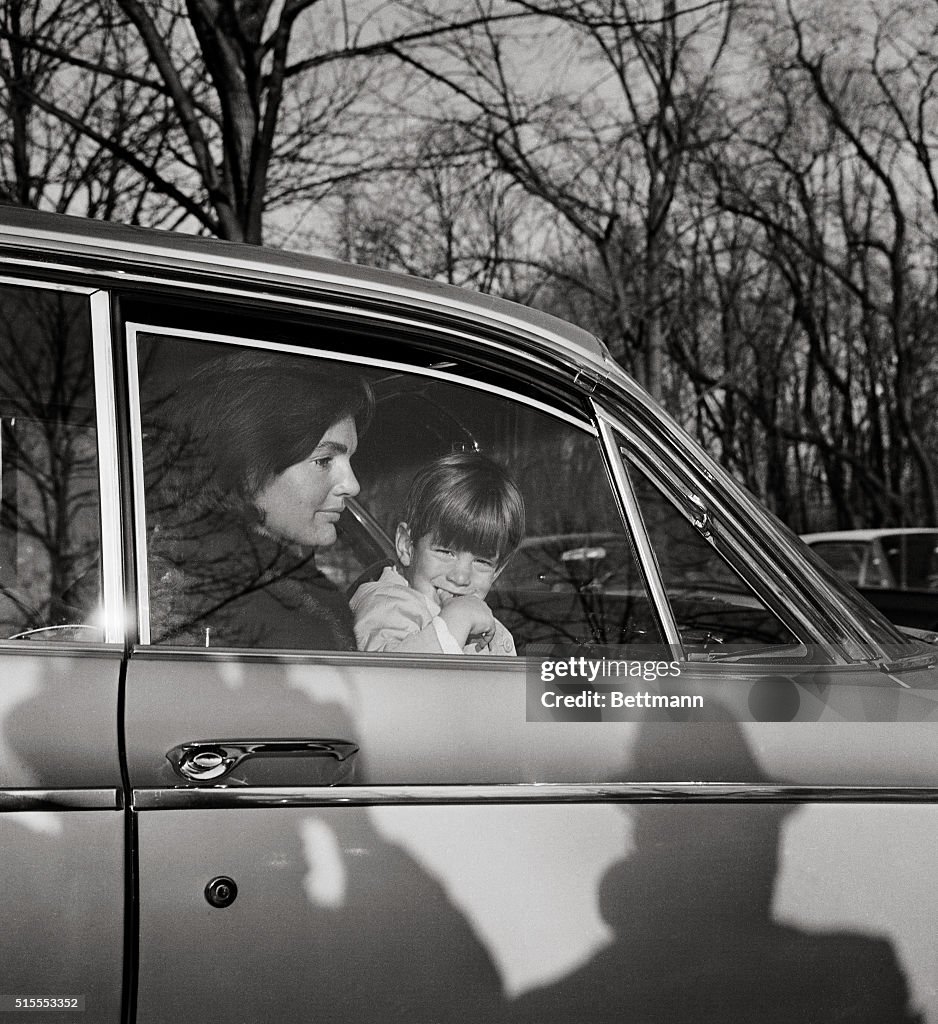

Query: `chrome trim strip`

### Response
(0, 642, 123, 658)
(126, 323, 595, 434)
(0, 274, 95, 295)
(125, 326, 150, 644)
(133, 783, 938, 810)
(595, 409, 682, 647)
(0, 788, 122, 811)
(90, 290, 126, 644)
(129, 642, 531, 669)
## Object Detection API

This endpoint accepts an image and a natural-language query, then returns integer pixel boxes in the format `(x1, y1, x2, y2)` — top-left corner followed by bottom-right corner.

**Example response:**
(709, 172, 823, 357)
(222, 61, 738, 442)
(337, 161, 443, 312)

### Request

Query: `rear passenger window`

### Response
(133, 329, 662, 653)
(0, 284, 103, 642)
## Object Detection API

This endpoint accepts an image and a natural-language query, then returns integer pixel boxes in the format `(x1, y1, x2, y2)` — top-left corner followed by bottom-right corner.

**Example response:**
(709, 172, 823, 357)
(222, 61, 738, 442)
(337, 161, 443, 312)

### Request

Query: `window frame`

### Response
(0, 276, 123, 648)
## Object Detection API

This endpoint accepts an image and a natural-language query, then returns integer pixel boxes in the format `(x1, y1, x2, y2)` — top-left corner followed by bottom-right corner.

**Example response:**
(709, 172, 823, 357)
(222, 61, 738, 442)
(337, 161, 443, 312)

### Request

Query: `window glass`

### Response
(626, 458, 798, 648)
(810, 542, 879, 587)
(0, 285, 103, 642)
(881, 534, 938, 590)
(137, 332, 661, 653)
(352, 379, 661, 652)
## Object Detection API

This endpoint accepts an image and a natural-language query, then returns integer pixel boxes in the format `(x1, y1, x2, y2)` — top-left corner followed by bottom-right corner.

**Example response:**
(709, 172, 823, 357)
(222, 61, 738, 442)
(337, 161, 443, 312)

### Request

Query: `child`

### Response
(351, 452, 524, 654)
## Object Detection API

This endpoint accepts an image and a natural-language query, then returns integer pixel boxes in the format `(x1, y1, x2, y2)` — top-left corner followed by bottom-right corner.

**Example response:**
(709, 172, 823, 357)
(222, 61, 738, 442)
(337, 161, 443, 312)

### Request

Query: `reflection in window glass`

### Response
(350, 374, 662, 653)
(139, 336, 373, 650)
(138, 332, 660, 653)
(881, 534, 938, 590)
(0, 286, 102, 642)
(809, 542, 874, 588)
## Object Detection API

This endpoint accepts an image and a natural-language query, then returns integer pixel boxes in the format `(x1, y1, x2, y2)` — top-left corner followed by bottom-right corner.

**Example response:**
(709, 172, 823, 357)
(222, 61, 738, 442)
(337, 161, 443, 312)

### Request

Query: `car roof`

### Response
(0, 205, 615, 377)
(801, 528, 938, 543)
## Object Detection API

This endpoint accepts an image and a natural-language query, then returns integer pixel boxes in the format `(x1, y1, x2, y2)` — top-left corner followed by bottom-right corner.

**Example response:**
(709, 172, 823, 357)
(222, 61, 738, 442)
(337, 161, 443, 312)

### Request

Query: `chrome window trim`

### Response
(0, 642, 124, 658)
(126, 323, 593, 431)
(132, 783, 938, 811)
(0, 274, 95, 295)
(130, 643, 531, 669)
(90, 290, 126, 644)
(599, 387, 888, 656)
(595, 407, 681, 648)
(596, 404, 841, 654)
(126, 324, 595, 646)
(125, 331, 150, 643)
(0, 788, 122, 811)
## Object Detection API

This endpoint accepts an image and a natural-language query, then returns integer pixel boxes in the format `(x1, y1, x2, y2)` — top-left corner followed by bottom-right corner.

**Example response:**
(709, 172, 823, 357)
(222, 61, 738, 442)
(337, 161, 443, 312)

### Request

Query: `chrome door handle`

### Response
(167, 739, 359, 783)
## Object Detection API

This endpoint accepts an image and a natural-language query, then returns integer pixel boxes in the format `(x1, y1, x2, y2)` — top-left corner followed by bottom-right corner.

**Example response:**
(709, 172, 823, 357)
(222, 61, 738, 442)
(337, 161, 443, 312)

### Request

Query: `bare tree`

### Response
(694, 0, 938, 527)
(1, 0, 530, 242)
(393, 0, 736, 396)
(0, 0, 180, 222)
(330, 123, 549, 302)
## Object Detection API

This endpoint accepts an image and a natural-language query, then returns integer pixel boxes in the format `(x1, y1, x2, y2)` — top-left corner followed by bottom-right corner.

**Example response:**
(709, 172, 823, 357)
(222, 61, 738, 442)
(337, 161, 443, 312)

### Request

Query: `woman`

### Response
(145, 348, 373, 650)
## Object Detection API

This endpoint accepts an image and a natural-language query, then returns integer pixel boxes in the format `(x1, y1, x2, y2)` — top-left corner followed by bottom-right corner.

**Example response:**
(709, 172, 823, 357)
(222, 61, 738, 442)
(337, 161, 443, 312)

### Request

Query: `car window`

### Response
(0, 283, 103, 642)
(882, 534, 938, 590)
(808, 541, 878, 587)
(353, 375, 662, 652)
(133, 329, 662, 653)
(624, 457, 799, 649)
(806, 540, 872, 589)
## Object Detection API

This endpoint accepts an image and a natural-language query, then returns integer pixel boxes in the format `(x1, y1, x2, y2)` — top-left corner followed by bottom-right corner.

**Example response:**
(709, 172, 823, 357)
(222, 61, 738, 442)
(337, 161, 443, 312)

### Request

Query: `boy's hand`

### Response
(439, 594, 495, 648)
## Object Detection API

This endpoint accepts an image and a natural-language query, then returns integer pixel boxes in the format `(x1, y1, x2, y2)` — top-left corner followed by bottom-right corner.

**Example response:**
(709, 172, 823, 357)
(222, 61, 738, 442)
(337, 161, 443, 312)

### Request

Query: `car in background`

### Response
(1, 208, 937, 1023)
(802, 528, 938, 632)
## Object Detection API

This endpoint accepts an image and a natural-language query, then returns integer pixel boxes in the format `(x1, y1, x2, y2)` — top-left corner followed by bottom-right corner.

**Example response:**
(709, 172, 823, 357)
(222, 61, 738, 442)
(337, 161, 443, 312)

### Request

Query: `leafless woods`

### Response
(3, 0, 938, 530)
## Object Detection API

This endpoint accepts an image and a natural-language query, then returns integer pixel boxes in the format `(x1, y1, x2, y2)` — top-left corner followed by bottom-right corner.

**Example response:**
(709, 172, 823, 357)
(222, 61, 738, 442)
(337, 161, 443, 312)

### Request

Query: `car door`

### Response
(0, 281, 124, 1020)
(122, 306, 938, 1023)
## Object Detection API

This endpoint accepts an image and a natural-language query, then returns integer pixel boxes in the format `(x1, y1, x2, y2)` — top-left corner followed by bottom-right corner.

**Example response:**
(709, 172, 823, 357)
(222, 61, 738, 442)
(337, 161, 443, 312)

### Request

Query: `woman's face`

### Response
(254, 416, 360, 548)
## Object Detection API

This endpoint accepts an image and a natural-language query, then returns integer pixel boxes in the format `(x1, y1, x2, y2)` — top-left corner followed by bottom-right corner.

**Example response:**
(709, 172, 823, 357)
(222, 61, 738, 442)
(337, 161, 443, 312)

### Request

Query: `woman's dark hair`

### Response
(402, 452, 525, 564)
(158, 349, 373, 520)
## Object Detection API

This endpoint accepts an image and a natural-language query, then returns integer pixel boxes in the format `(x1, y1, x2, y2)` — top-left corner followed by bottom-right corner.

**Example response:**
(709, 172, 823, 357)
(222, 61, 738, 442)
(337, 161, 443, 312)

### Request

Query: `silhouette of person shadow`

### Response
(510, 712, 923, 1023)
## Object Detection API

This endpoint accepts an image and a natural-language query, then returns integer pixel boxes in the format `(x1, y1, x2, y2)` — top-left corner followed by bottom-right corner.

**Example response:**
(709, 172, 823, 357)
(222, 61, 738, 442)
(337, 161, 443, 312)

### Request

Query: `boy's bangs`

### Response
(432, 498, 509, 562)
(404, 452, 525, 562)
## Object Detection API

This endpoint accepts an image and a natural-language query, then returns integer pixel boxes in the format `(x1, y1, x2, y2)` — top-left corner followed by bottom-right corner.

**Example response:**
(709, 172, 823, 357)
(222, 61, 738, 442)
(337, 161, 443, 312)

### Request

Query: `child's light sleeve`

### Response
(350, 580, 463, 654)
(470, 617, 516, 656)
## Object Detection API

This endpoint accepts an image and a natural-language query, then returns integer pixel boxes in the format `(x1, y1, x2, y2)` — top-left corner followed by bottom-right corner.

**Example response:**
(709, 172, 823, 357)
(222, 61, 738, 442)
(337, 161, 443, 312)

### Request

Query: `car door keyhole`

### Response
(205, 876, 238, 908)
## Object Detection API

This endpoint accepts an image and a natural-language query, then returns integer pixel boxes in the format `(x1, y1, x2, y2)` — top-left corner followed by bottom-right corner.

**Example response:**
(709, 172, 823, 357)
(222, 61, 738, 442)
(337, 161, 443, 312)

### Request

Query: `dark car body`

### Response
(1, 209, 937, 1023)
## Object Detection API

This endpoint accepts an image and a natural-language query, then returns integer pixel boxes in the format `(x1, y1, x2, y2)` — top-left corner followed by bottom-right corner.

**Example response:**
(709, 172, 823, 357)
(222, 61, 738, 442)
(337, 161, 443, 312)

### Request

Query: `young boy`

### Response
(351, 452, 524, 654)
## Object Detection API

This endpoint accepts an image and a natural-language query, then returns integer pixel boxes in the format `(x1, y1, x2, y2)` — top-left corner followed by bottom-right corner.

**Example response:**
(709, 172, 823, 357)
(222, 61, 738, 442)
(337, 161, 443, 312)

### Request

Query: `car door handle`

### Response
(167, 739, 359, 784)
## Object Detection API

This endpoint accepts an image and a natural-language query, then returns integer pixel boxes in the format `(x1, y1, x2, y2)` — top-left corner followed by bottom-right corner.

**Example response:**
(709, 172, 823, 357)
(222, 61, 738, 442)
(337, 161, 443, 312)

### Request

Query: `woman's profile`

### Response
(144, 349, 373, 650)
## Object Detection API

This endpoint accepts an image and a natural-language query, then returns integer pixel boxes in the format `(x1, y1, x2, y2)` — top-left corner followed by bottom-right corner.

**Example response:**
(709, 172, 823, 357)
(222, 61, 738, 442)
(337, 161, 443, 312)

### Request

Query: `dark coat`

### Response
(147, 512, 356, 651)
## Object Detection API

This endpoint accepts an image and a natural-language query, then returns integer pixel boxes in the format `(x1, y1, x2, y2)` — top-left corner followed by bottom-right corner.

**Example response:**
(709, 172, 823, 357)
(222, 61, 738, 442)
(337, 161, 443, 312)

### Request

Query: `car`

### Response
(1, 207, 936, 1023)
(802, 528, 938, 631)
